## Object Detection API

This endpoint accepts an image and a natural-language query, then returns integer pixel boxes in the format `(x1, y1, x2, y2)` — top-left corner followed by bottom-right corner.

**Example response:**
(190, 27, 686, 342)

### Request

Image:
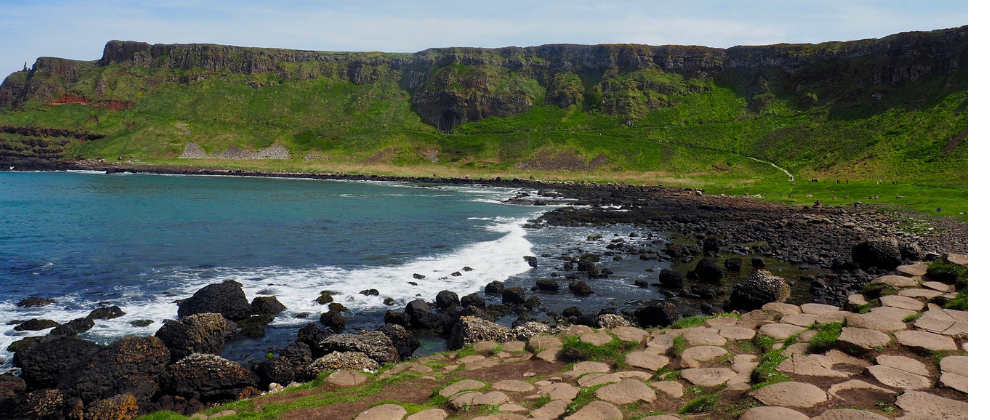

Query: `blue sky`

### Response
(0, 1, 968, 76)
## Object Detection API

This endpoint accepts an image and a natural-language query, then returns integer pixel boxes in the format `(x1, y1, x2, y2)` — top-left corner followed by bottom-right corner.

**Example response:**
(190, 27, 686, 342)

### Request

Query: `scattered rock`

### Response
(177, 280, 253, 321)
(155, 313, 238, 362)
(729, 270, 791, 311)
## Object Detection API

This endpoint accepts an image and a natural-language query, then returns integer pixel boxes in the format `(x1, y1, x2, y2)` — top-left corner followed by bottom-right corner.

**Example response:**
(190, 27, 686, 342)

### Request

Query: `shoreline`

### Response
(0, 160, 968, 419)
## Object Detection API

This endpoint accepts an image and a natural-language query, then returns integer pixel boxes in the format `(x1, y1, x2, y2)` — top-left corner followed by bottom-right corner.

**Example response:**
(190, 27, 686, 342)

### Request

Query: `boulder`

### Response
(84, 393, 139, 420)
(57, 336, 170, 403)
(16, 297, 56, 308)
(435, 290, 459, 309)
(12, 335, 103, 389)
(177, 280, 252, 321)
(484, 281, 505, 294)
(256, 356, 294, 388)
(88, 306, 126, 320)
(724, 258, 743, 272)
(634, 302, 680, 328)
(14, 318, 59, 331)
(154, 313, 238, 362)
(728, 270, 792, 311)
(568, 281, 593, 296)
(694, 258, 725, 283)
(851, 239, 901, 270)
(316, 290, 335, 304)
(159, 353, 258, 403)
(502, 287, 526, 305)
(900, 241, 923, 261)
(383, 310, 411, 327)
(306, 351, 380, 378)
(250, 296, 286, 315)
(535, 279, 560, 291)
(320, 310, 346, 333)
(751, 257, 766, 269)
(460, 293, 486, 309)
(318, 331, 399, 365)
(447, 316, 511, 350)
(375, 324, 420, 360)
(657, 269, 684, 289)
(405, 299, 441, 330)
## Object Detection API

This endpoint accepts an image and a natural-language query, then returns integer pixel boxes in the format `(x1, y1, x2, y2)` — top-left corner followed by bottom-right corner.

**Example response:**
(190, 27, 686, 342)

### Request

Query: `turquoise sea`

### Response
(0, 171, 668, 370)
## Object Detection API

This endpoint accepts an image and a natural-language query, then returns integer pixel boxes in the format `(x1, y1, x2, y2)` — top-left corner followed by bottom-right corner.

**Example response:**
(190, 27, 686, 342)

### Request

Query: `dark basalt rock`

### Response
(238, 314, 275, 338)
(383, 309, 411, 327)
(693, 258, 725, 283)
(702, 237, 720, 253)
(88, 305, 126, 320)
(404, 299, 441, 330)
(12, 335, 103, 389)
(256, 356, 294, 388)
(177, 280, 252, 321)
(634, 301, 681, 328)
(501, 287, 527, 305)
(316, 290, 335, 304)
(154, 313, 238, 362)
(159, 353, 259, 404)
(484, 280, 505, 294)
(851, 238, 901, 270)
(727, 269, 792, 311)
(57, 336, 170, 403)
(524, 255, 538, 268)
(751, 257, 766, 269)
(250, 296, 286, 315)
(359, 289, 380, 296)
(535, 279, 560, 291)
(50, 317, 95, 336)
(13, 318, 59, 331)
(319, 310, 346, 333)
(435, 290, 459, 310)
(568, 280, 593, 296)
(16, 297, 55, 308)
(634, 279, 649, 288)
(900, 241, 923, 261)
(375, 324, 420, 360)
(460, 293, 485, 309)
(657, 268, 684, 289)
(723, 257, 742, 272)
(318, 331, 399, 365)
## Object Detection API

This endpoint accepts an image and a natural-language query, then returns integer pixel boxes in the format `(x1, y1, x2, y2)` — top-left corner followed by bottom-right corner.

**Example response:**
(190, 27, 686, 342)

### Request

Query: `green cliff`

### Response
(0, 27, 967, 183)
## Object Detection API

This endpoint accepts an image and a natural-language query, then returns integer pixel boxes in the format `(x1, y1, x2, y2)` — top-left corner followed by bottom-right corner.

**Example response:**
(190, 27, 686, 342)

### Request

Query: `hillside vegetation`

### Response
(0, 27, 967, 193)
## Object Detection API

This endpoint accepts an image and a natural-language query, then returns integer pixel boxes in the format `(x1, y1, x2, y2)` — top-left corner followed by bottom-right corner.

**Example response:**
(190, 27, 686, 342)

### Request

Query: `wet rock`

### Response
(250, 296, 286, 315)
(535, 279, 560, 291)
(318, 331, 399, 364)
(694, 258, 725, 283)
(728, 269, 792, 311)
(12, 335, 103, 389)
(435, 290, 459, 309)
(16, 297, 56, 308)
(13, 319, 60, 331)
(484, 281, 505, 294)
(524, 255, 538, 268)
(460, 293, 485, 309)
(404, 299, 441, 330)
(383, 310, 410, 327)
(851, 239, 901, 270)
(88, 306, 126, 320)
(375, 324, 420, 360)
(502, 287, 527, 305)
(160, 353, 259, 403)
(57, 336, 170, 403)
(568, 280, 593, 296)
(657, 269, 684, 289)
(634, 302, 680, 328)
(316, 290, 335, 304)
(320, 310, 346, 333)
(154, 313, 238, 362)
(177, 280, 252, 321)
(359, 289, 380, 296)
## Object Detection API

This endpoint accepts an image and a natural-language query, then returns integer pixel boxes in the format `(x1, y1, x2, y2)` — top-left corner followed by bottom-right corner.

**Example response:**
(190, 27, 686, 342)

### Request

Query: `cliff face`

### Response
(0, 26, 967, 132)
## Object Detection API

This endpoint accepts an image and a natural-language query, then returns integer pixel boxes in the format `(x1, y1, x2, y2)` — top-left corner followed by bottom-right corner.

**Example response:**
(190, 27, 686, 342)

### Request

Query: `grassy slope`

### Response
(0, 53, 968, 219)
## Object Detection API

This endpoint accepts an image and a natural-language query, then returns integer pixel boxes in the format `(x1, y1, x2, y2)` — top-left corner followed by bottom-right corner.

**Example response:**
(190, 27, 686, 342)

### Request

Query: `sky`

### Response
(0, 0, 969, 77)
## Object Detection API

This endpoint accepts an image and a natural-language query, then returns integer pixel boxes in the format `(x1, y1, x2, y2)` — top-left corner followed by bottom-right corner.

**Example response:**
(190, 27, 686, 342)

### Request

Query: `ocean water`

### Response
(0, 172, 551, 371)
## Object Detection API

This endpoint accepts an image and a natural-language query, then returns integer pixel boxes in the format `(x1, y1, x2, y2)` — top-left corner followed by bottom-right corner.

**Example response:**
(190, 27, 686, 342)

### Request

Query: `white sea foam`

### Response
(0, 214, 540, 373)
